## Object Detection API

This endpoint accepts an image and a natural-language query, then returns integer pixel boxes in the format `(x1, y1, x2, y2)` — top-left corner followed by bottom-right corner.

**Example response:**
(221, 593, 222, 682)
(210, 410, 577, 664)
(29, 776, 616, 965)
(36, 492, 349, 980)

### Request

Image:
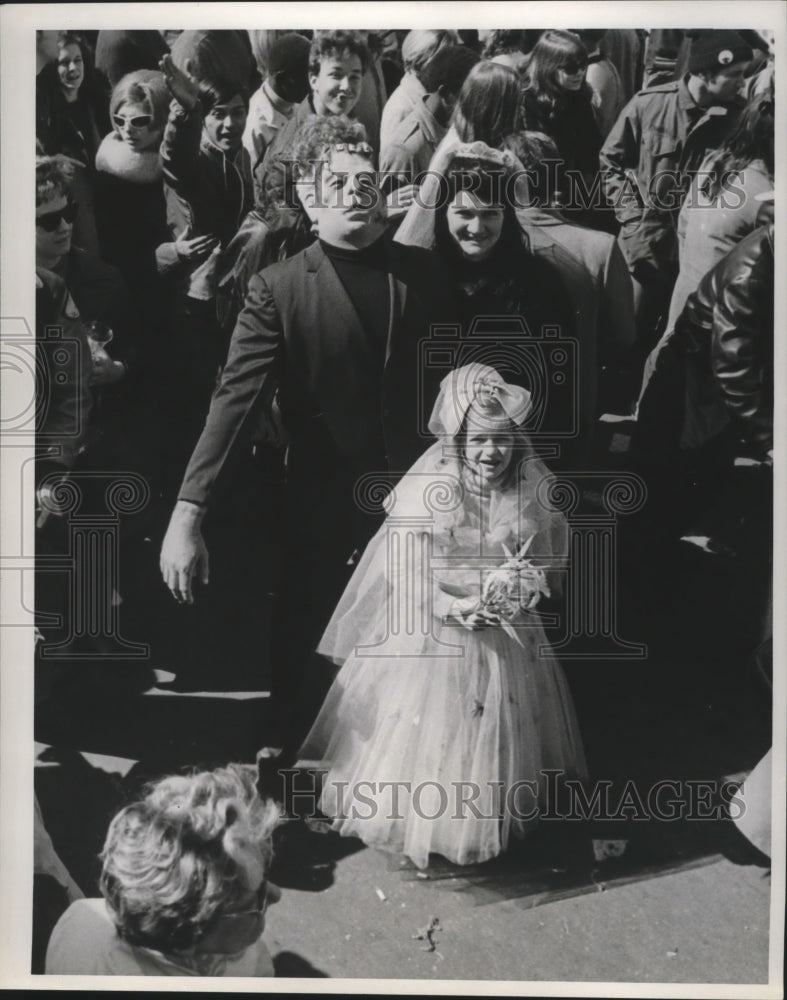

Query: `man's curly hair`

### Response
(35, 156, 74, 207)
(291, 114, 371, 179)
(308, 29, 370, 76)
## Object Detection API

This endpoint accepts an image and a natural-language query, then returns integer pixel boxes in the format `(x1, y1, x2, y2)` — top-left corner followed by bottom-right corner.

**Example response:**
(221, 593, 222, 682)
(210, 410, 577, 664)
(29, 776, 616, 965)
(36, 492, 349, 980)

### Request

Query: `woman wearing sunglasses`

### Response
(521, 30, 607, 230)
(95, 70, 207, 324)
(46, 764, 281, 976)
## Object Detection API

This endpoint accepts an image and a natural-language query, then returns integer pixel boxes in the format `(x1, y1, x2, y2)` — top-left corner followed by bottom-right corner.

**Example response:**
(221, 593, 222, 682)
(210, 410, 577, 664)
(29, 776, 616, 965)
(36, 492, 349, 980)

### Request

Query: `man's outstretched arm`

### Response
(160, 272, 284, 603)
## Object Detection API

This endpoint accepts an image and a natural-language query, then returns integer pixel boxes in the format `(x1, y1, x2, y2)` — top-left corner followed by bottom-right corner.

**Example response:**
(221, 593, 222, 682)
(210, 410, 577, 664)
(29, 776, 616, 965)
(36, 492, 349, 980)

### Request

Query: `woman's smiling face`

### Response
(57, 42, 84, 93)
(445, 190, 506, 262)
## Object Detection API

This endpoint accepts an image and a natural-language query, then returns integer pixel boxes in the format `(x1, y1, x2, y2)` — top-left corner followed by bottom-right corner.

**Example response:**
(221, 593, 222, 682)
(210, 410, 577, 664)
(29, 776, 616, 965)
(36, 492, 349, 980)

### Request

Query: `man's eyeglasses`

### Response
(214, 880, 269, 925)
(36, 200, 79, 232)
(113, 113, 154, 130)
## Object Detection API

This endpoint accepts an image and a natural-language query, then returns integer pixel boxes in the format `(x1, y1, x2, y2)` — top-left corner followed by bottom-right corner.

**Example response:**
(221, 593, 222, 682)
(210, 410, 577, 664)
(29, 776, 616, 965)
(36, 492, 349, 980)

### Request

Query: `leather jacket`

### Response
(672, 222, 774, 458)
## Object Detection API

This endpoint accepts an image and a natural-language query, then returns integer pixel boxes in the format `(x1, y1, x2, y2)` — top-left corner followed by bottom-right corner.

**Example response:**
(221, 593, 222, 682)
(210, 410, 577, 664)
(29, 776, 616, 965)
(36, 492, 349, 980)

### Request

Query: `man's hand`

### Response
(160, 500, 210, 604)
(159, 53, 201, 112)
(175, 230, 219, 262)
(385, 183, 417, 220)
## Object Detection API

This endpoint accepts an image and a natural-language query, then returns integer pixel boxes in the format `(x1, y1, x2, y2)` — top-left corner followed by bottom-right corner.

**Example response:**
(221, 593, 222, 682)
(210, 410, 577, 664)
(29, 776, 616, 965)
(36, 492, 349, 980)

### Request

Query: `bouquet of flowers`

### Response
(480, 537, 550, 643)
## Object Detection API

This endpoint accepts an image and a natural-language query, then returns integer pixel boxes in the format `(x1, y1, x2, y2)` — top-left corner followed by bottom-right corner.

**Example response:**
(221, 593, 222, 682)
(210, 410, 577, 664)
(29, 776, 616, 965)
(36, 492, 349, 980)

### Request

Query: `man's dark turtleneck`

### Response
(319, 232, 391, 357)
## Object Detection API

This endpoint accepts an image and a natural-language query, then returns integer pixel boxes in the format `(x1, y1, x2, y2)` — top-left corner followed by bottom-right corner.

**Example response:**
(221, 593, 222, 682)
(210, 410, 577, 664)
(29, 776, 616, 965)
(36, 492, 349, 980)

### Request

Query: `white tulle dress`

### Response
(298, 443, 587, 869)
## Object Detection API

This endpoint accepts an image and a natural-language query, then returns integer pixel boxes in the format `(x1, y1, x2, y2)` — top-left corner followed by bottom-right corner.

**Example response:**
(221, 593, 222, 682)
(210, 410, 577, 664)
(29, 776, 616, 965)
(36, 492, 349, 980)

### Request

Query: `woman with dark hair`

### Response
(55, 34, 102, 163)
(663, 93, 775, 334)
(394, 61, 529, 247)
(479, 29, 529, 76)
(433, 145, 566, 327)
(36, 33, 103, 254)
(399, 141, 568, 329)
(521, 30, 605, 227)
(399, 142, 578, 463)
(451, 59, 523, 150)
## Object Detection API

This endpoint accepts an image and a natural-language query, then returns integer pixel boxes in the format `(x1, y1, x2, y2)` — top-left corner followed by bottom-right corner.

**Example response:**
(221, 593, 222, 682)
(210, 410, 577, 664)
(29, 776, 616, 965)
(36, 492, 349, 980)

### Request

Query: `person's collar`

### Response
(678, 74, 701, 110)
(36, 250, 66, 273)
(401, 72, 426, 98)
(318, 223, 389, 255)
(680, 73, 738, 115)
(417, 93, 447, 143)
(200, 129, 245, 164)
(95, 132, 163, 183)
(262, 77, 293, 116)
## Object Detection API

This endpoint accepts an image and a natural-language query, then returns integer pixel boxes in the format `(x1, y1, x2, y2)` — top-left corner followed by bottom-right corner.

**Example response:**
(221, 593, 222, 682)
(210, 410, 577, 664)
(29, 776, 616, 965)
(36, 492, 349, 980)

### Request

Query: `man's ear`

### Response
(295, 171, 319, 222)
(437, 84, 457, 112)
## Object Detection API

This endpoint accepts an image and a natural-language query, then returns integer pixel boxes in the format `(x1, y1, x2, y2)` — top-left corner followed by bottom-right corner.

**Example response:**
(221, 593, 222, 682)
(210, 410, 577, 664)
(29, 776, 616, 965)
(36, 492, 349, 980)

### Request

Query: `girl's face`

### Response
(446, 190, 506, 262)
(113, 100, 163, 152)
(57, 42, 84, 93)
(555, 55, 587, 91)
(463, 411, 515, 486)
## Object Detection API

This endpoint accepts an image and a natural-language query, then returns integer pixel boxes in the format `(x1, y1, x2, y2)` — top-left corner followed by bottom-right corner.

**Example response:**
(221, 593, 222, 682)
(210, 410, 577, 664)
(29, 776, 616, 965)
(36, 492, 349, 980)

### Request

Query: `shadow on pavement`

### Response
(388, 809, 770, 910)
(269, 818, 365, 893)
(35, 685, 274, 774)
(273, 950, 330, 977)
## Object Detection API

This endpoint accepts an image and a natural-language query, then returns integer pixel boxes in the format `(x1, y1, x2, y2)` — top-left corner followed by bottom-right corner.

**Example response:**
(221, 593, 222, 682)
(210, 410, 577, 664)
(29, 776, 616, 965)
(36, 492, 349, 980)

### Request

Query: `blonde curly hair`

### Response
(100, 764, 281, 954)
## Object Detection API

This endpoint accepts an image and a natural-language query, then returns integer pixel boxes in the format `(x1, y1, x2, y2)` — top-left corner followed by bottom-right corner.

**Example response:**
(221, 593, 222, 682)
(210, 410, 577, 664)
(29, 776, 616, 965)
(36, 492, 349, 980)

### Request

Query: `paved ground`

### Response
(264, 832, 771, 983)
(31, 416, 777, 987)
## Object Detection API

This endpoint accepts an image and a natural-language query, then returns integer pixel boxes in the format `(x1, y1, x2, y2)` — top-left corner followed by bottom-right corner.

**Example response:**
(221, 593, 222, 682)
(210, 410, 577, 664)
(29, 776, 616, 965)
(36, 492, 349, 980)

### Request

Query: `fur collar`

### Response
(95, 132, 163, 184)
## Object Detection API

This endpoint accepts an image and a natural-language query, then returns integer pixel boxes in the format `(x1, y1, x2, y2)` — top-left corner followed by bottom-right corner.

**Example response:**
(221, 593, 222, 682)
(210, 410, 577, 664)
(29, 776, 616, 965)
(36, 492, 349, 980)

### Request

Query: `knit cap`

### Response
(687, 30, 753, 74)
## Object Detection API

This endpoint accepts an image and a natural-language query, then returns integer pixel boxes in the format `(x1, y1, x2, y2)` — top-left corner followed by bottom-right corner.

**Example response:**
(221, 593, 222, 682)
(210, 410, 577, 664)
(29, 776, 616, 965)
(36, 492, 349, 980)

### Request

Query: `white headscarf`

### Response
(429, 363, 532, 438)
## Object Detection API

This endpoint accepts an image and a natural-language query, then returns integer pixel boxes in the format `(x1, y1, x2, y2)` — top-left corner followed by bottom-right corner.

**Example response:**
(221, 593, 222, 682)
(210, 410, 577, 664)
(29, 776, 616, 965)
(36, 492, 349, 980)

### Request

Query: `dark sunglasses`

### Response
(36, 200, 78, 231)
(563, 59, 588, 74)
(113, 113, 153, 129)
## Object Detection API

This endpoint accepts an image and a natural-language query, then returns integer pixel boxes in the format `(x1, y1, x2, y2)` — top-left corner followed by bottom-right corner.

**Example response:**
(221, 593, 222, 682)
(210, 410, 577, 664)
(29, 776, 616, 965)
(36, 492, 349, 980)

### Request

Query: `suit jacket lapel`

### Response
(385, 276, 407, 366)
(305, 242, 375, 363)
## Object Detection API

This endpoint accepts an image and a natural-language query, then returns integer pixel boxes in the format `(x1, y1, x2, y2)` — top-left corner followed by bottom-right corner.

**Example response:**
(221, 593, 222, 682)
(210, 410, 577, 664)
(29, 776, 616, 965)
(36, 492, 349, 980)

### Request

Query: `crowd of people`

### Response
(33, 26, 774, 977)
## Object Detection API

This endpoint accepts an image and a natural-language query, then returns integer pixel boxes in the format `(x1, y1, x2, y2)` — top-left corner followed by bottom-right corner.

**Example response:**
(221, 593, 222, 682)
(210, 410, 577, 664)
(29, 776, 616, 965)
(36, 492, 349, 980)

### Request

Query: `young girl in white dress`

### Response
(298, 364, 587, 869)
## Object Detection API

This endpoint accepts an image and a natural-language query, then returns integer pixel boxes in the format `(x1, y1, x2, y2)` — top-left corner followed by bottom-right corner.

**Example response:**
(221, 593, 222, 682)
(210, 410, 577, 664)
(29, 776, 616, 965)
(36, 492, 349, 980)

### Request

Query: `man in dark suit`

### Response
(160, 114, 457, 746)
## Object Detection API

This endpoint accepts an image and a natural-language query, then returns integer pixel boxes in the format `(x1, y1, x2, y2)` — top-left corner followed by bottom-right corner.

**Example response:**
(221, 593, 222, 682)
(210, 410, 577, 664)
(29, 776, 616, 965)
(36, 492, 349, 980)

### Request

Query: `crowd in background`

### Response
(33, 26, 775, 977)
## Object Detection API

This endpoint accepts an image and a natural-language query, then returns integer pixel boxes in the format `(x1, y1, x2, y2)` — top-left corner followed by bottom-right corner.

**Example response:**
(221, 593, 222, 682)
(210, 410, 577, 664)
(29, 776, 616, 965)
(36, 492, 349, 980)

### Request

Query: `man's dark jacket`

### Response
(637, 223, 773, 460)
(178, 237, 458, 548)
